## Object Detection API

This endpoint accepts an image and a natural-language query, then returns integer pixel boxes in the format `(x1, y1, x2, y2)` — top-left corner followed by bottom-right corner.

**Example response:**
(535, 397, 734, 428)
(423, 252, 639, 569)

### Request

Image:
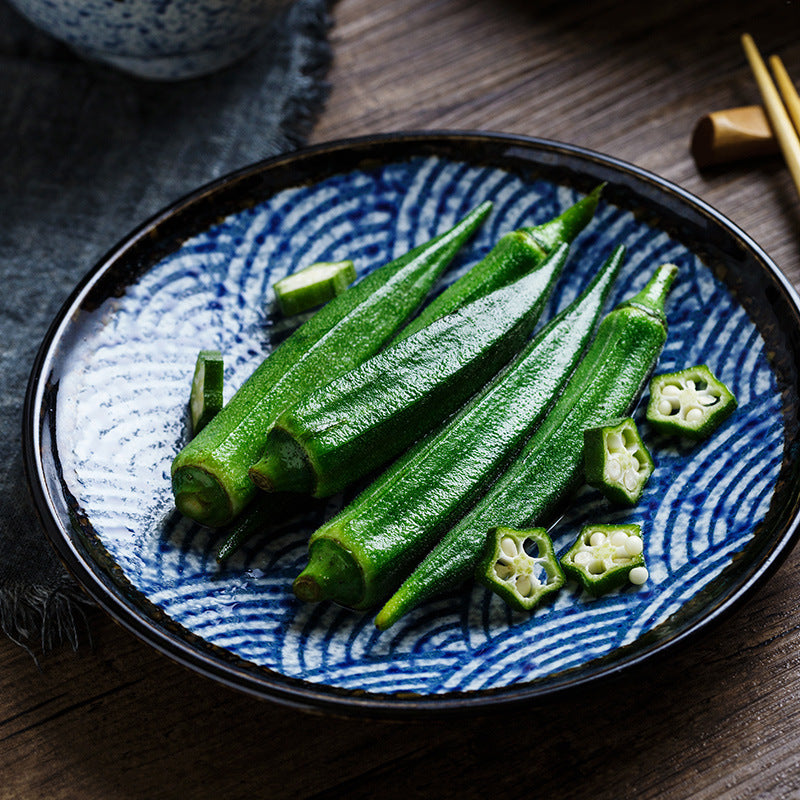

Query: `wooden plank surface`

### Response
(3, 1, 800, 798)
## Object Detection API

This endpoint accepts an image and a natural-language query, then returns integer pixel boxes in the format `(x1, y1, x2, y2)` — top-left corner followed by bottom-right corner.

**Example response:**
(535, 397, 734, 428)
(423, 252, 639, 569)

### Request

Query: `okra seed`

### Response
(686, 407, 703, 422)
(500, 537, 518, 558)
(517, 575, 533, 597)
(589, 531, 606, 547)
(606, 459, 623, 482)
(658, 398, 678, 416)
(574, 550, 592, 565)
(623, 471, 639, 492)
(588, 558, 606, 575)
(610, 530, 629, 547)
(628, 566, 649, 585)
(624, 536, 644, 556)
(607, 432, 624, 451)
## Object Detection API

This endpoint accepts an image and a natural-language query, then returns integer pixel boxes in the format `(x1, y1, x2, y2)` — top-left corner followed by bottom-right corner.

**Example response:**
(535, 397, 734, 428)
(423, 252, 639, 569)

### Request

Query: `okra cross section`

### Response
(478, 526, 565, 611)
(583, 417, 654, 506)
(645, 364, 737, 440)
(561, 523, 648, 596)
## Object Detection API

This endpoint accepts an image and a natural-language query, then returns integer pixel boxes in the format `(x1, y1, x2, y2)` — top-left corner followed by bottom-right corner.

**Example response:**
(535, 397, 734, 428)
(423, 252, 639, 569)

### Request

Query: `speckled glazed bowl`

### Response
(24, 133, 800, 717)
(6, 0, 293, 79)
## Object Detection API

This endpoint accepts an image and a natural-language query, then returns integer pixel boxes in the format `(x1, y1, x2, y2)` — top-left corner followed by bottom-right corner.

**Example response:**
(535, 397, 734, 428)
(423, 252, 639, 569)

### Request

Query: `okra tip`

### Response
(622, 262, 679, 320)
(248, 427, 315, 495)
(373, 602, 399, 631)
(171, 465, 233, 527)
(293, 538, 364, 607)
(526, 183, 604, 253)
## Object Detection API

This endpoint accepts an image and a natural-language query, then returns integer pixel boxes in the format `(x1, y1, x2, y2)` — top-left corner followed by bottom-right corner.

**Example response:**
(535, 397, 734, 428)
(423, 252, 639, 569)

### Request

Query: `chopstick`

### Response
(770, 55, 800, 136)
(740, 33, 800, 198)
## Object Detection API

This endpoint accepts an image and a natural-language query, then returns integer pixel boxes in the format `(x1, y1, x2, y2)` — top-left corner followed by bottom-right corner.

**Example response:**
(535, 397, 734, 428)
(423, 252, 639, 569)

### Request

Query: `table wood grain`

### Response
(3, 1, 800, 798)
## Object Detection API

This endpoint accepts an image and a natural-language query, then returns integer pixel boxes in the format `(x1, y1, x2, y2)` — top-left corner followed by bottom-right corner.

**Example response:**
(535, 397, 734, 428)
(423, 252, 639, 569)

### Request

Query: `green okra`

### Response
(291, 245, 627, 610)
(583, 417, 654, 506)
(375, 263, 677, 630)
(645, 364, 737, 440)
(249, 243, 571, 498)
(189, 350, 224, 435)
(561, 523, 648, 596)
(273, 260, 357, 316)
(478, 526, 565, 611)
(396, 185, 603, 341)
(171, 202, 491, 527)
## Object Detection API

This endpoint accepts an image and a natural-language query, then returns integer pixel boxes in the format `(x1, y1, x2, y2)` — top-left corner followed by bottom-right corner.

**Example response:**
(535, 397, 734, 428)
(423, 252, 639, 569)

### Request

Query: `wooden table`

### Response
(3, 1, 800, 797)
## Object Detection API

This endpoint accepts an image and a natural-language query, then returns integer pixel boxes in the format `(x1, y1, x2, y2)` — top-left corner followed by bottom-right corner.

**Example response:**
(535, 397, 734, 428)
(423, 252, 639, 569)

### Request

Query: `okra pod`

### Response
(291, 245, 627, 610)
(273, 259, 356, 316)
(396, 185, 603, 341)
(250, 243, 571, 498)
(376, 263, 677, 629)
(189, 350, 224, 435)
(171, 202, 491, 527)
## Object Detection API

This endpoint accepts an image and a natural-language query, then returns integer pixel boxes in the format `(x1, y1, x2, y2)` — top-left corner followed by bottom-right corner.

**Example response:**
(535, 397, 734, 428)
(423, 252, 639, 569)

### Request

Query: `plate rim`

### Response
(22, 129, 800, 718)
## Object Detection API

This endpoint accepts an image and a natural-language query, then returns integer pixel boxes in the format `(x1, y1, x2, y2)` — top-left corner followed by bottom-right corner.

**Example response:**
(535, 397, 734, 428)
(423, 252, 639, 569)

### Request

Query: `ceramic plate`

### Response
(24, 133, 800, 716)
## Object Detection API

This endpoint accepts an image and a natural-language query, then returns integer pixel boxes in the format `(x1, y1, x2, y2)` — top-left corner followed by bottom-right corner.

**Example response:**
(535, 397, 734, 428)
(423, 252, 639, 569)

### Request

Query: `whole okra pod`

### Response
(291, 245, 628, 611)
(376, 263, 677, 629)
(171, 202, 491, 527)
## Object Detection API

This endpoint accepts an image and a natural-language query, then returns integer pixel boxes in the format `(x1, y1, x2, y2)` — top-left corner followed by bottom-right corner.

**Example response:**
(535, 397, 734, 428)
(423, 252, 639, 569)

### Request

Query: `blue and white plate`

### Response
(24, 133, 800, 716)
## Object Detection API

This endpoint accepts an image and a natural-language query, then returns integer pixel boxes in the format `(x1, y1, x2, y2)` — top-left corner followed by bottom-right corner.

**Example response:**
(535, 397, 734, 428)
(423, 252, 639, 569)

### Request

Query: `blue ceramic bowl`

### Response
(23, 133, 800, 717)
(6, 0, 293, 79)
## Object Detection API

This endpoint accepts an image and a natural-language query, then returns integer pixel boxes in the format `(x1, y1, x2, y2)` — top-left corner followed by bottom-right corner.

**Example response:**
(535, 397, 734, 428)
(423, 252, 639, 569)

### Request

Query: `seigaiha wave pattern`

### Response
(54, 156, 784, 697)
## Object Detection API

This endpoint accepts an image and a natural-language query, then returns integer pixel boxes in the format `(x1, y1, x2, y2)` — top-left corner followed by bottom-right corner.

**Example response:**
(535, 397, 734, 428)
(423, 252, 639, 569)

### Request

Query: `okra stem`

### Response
(395, 185, 603, 341)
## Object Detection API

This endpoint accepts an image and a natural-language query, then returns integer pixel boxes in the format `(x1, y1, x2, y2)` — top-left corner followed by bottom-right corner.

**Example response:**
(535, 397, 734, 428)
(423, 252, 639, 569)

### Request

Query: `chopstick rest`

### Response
(691, 105, 778, 167)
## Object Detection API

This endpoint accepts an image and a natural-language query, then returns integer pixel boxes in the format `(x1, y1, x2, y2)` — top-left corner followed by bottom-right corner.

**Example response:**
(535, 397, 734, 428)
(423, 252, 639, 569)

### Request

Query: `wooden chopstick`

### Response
(770, 54, 800, 136)
(740, 33, 800, 198)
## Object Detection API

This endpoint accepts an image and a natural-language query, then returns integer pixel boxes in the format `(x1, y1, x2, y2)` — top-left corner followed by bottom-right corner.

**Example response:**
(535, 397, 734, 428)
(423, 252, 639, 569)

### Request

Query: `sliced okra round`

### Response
(561, 523, 647, 596)
(583, 417, 654, 506)
(645, 364, 736, 440)
(190, 349, 224, 435)
(273, 260, 357, 317)
(477, 526, 565, 611)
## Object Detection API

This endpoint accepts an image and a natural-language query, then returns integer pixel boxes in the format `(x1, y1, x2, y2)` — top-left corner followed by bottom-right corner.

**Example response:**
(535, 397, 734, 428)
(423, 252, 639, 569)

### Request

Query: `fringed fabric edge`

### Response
(0, 579, 93, 662)
(277, 0, 336, 151)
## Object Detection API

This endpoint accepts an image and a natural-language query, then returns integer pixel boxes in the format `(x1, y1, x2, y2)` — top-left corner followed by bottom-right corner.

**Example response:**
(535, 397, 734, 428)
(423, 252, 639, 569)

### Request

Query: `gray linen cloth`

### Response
(0, 0, 333, 656)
